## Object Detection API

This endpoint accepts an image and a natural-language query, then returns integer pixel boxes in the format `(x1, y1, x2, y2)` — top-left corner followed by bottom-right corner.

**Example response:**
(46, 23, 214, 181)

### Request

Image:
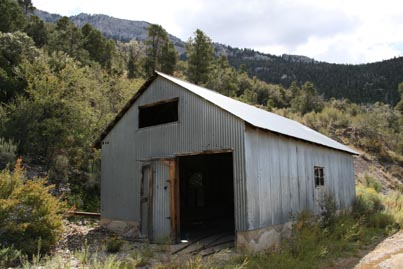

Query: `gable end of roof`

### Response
(94, 73, 157, 148)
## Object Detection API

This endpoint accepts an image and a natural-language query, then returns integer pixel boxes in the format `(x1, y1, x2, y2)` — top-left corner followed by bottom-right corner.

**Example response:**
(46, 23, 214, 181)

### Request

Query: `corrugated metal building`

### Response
(96, 71, 357, 250)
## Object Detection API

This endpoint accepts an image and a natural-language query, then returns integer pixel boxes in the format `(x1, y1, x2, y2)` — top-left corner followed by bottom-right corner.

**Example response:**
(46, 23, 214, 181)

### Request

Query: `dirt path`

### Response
(355, 231, 403, 269)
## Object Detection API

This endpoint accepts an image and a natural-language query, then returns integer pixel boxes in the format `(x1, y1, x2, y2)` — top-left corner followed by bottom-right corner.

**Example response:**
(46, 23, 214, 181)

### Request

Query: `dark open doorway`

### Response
(178, 152, 235, 241)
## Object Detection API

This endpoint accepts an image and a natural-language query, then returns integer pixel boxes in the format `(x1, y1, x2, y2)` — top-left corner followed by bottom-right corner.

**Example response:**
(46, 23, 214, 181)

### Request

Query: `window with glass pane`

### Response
(314, 166, 324, 187)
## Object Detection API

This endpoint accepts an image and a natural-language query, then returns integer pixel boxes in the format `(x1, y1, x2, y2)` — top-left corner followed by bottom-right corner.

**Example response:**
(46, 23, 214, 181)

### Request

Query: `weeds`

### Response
(235, 188, 399, 269)
(0, 137, 17, 168)
(9, 183, 402, 269)
(105, 236, 124, 253)
(0, 244, 23, 268)
(360, 173, 383, 193)
(319, 191, 337, 230)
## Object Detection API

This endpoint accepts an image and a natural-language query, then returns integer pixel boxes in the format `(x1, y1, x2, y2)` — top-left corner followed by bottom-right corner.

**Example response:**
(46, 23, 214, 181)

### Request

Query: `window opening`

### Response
(314, 166, 324, 187)
(139, 99, 178, 128)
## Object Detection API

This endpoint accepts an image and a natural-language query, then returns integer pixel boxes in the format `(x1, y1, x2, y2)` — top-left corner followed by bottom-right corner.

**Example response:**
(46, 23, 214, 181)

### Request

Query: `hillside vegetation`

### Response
(35, 9, 403, 105)
(1, 0, 403, 211)
(1, 0, 403, 266)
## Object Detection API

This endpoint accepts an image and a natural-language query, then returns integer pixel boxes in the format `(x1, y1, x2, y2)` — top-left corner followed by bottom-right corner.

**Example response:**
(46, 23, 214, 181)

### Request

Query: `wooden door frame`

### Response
(140, 158, 179, 243)
(172, 149, 235, 242)
(169, 159, 180, 242)
(140, 163, 153, 240)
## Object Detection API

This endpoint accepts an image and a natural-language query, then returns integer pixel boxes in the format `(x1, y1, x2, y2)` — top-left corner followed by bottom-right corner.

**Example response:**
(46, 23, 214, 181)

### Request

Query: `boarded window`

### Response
(139, 99, 178, 128)
(314, 166, 324, 187)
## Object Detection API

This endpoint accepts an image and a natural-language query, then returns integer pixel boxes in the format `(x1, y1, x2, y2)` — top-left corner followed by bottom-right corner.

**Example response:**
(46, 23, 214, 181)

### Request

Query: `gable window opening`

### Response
(314, 166, 324, 187)
(139, 98, 179, 128)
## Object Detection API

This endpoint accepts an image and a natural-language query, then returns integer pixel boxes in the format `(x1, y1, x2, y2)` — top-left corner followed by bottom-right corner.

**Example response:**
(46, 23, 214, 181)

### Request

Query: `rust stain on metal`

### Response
(175, 149, 233, 157)
(169, 160, 179, 242)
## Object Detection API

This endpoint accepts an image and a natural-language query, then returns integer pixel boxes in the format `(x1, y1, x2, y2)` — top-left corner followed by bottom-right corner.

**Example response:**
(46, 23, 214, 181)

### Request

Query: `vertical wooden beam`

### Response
(169, 159, 179, 242)
(148, 164, 154, 242)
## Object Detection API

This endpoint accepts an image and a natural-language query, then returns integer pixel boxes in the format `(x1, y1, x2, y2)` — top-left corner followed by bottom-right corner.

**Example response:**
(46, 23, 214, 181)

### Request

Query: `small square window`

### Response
(314, 166, 324, 187)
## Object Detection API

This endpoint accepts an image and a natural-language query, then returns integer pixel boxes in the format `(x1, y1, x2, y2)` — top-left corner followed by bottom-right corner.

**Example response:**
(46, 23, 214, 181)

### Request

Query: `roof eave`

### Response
(245, 122, 359, 155)
(93, 73, 158, 149)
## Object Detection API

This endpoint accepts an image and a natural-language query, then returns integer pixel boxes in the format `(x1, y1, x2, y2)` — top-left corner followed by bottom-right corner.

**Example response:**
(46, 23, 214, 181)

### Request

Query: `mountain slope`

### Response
(35, 10, 403, 105)
(35, 10, 186, 54)
(224, 47, 403, 104)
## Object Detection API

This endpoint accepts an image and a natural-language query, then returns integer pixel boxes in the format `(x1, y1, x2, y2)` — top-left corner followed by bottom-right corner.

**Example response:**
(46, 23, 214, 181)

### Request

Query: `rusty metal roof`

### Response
(96, 71, 357, 155)
(156, 72, 358, 155)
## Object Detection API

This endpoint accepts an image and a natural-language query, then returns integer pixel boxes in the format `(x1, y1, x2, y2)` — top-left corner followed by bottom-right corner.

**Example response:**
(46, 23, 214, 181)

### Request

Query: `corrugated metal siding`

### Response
(151, 161, 171, 242)
(101, 113, 138, 221)
(244, 126, 355, 230)
(101, 77, 248, 232)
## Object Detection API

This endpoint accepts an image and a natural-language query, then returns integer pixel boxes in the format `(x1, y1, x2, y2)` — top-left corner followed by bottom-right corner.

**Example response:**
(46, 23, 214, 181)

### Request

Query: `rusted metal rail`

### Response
(69, 211, 100, 217)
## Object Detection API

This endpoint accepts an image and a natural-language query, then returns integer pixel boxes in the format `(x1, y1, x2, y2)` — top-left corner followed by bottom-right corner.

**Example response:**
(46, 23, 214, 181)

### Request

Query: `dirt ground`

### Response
(354, 153, 403, 192)
(52, 219, 237, 268)
(57, 220, 403, 269)
(354, 231, 403, 269)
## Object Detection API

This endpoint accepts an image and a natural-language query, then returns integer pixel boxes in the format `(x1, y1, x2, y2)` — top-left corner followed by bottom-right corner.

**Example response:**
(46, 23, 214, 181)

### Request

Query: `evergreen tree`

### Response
(0, 32, 38, 102)
(81, 24, 116, 70)
(206, 56, 238, 97)
(48, 17, 85, 60)
(17, 0, 34, 15)
(290, 81, 324, 115)
(144, 24, 176, 76)
(24, 15, 48, 47)
(0, 0, 26, 33)
(160, 41, 177, 75)
(395, 82, 403, 113)
(118, 39, 143, 79)
(186, 29, 214, 85)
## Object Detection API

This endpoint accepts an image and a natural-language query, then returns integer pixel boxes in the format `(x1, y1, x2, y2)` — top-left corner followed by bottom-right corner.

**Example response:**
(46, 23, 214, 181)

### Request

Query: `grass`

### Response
(7, 184, 402, 269)
(229, 186, 400, 269)
(105, 236, 125, 253)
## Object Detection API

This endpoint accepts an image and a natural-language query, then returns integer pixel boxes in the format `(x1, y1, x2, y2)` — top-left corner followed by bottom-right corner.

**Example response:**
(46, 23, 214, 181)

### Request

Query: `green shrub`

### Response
(0, 159, 66, 256)
(0, 137, 17, 169)
(361, 174, 382, 193)
(353, 186, 384, 218)
(0, 244, 23, 268)
(367, 212, 395, 229)
(319, 191, 337, 230)
(105, 237, 124, 253)
(382, 190, 403, 228)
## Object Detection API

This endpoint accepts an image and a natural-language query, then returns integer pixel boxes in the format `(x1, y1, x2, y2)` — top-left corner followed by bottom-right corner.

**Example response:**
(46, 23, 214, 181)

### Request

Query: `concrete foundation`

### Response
(101, 218, 140, 238)
(236, 222, 293, 252)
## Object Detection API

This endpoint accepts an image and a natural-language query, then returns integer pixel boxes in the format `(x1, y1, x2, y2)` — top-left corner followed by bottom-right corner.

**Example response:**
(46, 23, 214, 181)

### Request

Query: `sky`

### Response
(32, 0, 403, 64)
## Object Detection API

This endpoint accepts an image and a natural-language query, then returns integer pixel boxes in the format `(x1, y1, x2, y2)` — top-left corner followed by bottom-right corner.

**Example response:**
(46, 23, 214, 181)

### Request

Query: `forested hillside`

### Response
(1, 0, 402, 208)
(34, 10, 403, 105)
(225, 48, 403, 105)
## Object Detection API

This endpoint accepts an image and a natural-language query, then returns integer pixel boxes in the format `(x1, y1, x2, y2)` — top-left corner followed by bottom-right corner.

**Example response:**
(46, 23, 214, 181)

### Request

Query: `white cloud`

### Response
(32, 0, 403, 64)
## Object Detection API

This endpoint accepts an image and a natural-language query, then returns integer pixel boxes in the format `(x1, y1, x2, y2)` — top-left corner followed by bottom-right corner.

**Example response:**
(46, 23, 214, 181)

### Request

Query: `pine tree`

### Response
(24, 16, 48, 47)
(17, 0, 35, 15)
(186, 29, 214, 85)
(81, 23, 116, 70)
(144, 24, 176, 76)
(160, 41, 177, 75)
(124, 40, 142, 78)
(395, 82, 403, 113)
(0, 0, 26, 33)
(290, 81, 324, 115)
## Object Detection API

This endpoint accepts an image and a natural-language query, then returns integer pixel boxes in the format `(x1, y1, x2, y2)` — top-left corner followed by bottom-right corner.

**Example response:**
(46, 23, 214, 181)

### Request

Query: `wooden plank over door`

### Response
(140, 164, 152, 239)
(170, 159, 179, 242)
